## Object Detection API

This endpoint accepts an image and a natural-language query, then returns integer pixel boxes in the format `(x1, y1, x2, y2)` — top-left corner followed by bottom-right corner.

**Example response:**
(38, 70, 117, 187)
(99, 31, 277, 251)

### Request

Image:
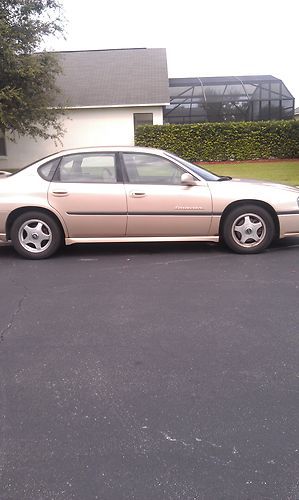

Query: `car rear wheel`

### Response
(11, 211, 62, 259)
(222, 204, 275, 254)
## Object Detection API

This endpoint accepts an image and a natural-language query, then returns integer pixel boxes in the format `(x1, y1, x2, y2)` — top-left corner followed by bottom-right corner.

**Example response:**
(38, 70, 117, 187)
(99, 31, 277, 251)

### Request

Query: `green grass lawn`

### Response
(205, 161, 299, 186)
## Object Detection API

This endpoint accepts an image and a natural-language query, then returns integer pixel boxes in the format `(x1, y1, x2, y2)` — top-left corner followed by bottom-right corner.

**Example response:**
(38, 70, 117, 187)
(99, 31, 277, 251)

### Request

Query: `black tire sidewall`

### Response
(11, 211, 62, 259)
(222, 205, 275, 254)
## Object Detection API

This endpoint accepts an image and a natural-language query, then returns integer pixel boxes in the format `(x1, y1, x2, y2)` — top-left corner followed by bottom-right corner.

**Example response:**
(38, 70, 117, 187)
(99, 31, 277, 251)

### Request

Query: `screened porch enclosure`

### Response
(165, 76, 294, 124)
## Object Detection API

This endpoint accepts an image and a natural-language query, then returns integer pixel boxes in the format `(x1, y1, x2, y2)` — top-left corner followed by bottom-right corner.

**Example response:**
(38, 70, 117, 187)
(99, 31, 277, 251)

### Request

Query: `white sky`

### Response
(47, 0, 299, 104)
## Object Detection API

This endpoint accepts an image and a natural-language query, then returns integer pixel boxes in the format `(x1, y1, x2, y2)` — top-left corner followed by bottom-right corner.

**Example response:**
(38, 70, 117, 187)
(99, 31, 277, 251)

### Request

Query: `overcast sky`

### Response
(47, 0, 299, 104)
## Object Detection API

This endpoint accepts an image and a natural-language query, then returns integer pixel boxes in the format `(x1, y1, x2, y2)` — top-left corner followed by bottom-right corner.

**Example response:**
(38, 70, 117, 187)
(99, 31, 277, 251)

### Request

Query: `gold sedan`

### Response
(0, 147, 298, 259)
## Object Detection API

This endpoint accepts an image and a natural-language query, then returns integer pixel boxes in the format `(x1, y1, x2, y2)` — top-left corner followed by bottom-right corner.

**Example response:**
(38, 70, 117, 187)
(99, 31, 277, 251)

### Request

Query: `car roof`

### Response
(52, 146, 166, 156)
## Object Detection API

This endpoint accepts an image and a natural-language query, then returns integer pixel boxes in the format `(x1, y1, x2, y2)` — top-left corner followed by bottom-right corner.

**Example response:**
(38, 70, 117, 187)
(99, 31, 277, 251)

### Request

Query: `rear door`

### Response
(48, 152, 127, 238)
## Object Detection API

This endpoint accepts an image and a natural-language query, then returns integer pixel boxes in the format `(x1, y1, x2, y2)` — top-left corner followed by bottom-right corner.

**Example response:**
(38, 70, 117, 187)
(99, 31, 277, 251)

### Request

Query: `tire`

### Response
(222, 204, 275, 254)
(11, 211, 63, 259)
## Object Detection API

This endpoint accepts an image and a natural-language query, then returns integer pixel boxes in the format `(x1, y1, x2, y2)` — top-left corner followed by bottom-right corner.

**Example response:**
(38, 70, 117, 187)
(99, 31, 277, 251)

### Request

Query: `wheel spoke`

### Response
(234, 224, 244, 235)
(240, 232, 250, 244)
(23, 224, 33, 234)
(252, 221, 262, 231)
(244, 215, 252, 226)
(34, 240, 42, 251)
(36, 222, 50, 240)
(40, 232, 50, 242)
(22, 234, 32, 245)
(35, 221, 43, 232)
(234, 221, 249, 242)
(250, 227, 263, 242)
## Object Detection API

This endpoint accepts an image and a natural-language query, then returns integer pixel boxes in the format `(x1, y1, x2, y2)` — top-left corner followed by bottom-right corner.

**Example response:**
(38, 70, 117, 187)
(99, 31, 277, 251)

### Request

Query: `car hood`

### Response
(228, 178, 299, 193)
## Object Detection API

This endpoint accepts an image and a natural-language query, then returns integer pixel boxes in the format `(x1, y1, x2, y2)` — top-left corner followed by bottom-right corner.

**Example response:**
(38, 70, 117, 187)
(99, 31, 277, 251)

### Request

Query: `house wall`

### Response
(1, 106, 164, 170)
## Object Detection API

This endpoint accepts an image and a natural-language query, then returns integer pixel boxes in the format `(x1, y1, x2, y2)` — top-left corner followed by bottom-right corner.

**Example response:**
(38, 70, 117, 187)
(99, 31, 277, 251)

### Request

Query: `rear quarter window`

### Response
(38, 158, 60, 181)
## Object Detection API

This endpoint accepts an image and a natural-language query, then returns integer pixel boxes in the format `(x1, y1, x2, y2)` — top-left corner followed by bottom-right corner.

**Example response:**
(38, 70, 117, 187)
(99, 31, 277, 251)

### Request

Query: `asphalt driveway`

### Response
(0, 239, 298, 499)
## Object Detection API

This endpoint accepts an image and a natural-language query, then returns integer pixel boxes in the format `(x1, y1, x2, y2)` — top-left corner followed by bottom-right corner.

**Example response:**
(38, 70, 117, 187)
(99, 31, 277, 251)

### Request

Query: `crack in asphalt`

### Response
(0, 367, 8, 484)
(0, 288, 28, 483)
(0, 289, 27, 343)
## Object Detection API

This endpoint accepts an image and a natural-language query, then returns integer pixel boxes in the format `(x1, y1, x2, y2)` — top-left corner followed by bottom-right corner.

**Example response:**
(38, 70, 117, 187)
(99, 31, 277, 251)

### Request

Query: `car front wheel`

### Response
(222, 204, 275, 254)
(11, 211, 62, 259)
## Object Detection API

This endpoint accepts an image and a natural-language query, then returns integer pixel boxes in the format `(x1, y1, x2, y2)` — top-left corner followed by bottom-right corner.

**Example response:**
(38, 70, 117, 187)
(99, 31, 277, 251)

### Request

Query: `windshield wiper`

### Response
(218, 175, 232, 181)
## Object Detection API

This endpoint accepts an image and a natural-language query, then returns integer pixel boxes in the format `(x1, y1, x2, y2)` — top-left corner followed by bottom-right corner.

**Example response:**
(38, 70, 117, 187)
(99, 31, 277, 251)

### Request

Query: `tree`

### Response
(0, 0, 65, 141)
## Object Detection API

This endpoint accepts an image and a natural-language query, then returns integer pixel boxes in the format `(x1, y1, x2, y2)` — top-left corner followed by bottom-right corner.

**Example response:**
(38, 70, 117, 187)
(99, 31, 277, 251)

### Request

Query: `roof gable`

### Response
(53, 48, 170, 108)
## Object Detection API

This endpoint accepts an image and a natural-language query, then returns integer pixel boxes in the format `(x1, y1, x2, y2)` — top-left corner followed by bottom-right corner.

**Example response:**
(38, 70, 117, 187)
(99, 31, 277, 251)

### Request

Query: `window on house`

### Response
(0, 129, 6, 156)
(133, 113, 153, 133)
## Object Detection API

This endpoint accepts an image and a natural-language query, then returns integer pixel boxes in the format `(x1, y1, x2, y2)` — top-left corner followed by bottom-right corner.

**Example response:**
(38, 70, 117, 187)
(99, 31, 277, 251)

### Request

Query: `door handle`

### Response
(51, 191, 69, 196)
(130, 192, 146, 197)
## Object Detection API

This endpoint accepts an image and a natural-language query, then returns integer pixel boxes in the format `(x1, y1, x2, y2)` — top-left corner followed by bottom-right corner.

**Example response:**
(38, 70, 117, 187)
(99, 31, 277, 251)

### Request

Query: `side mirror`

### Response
(181, 173, 198, 186)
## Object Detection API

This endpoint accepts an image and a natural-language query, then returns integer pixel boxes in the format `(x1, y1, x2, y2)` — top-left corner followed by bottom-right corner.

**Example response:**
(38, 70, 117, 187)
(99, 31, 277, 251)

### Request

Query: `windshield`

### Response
(164, 152, 221, 181)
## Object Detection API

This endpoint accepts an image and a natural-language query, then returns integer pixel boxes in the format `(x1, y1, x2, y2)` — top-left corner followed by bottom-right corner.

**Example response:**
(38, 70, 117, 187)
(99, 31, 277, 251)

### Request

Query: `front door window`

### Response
(123, 153, 183, 185)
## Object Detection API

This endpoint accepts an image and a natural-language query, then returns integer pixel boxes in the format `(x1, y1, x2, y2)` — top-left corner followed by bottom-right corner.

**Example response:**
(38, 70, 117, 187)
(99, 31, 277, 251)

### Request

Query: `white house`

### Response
(1, 48, 170, 170)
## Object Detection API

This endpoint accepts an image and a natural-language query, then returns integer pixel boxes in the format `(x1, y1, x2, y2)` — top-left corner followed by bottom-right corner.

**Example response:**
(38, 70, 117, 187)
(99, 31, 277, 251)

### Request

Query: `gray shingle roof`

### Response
(53, 48, 170, 108)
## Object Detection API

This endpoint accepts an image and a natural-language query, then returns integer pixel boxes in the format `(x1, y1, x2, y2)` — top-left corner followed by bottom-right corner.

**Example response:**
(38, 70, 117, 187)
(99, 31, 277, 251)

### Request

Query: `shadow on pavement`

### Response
(0, 236, 298, 260)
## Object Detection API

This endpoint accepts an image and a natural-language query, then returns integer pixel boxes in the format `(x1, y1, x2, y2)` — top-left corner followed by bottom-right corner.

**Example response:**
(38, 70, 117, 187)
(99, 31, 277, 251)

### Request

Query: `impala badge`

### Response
(175, 205, 204, 210)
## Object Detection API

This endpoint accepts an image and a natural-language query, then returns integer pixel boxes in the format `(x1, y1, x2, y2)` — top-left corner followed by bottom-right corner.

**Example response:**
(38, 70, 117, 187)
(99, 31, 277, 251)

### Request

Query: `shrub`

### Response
(135, 120, 299, 162)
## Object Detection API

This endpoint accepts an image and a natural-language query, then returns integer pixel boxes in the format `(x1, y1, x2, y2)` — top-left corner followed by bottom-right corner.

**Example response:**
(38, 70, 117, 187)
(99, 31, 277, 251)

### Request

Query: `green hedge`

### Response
(135, 120, 299, 162)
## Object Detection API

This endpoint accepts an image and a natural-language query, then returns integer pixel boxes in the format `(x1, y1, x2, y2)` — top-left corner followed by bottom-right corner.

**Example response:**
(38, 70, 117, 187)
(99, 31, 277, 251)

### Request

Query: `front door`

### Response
(122, 152, 212, 237)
